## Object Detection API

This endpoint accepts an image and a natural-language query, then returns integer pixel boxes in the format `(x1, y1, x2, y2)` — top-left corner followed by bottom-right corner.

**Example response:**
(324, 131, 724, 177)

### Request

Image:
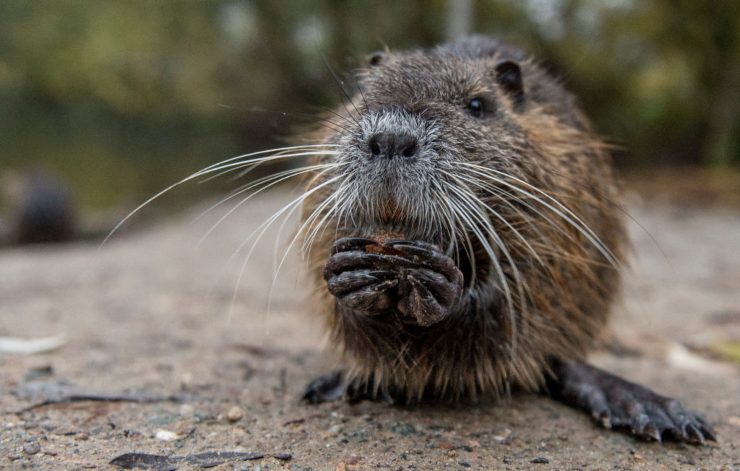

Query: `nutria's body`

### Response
(299, 36, 714, 444)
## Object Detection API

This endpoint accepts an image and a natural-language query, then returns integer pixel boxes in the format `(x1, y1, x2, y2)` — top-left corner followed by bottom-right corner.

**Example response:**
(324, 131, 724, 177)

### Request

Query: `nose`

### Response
(368, 132, 418, 159)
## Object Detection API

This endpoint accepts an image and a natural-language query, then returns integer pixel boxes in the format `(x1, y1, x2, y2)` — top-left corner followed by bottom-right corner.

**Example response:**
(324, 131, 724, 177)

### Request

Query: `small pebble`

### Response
(273, 453, 292, 461)
(179, 404, 195, 417)
(154, 429, 182, 441)
(459, 461, 471, 468)
(227, 406, 244, 423)
(389, 422, 416, 436)
(23, 441, 41, 455)
(24, 365, 54, 381)
(531, 457, 550, 464)
(493, 428, 512, 443)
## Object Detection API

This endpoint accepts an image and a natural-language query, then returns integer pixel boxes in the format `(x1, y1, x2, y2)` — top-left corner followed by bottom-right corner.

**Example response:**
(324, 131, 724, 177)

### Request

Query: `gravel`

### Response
(1, 190, 738, 469)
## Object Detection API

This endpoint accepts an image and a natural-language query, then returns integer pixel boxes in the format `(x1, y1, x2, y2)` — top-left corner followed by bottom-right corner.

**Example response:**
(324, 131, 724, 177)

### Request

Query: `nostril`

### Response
(369, 136, 381, 156)
(397, 134, 418, 159)
(401, 142, 417, 158)
(367, 132, 418, 159)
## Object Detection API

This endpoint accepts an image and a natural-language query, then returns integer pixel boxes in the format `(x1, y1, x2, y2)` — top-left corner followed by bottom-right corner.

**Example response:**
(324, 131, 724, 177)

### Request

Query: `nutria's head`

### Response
(303, 36, 622, 294)
(324, 39, 531, 252)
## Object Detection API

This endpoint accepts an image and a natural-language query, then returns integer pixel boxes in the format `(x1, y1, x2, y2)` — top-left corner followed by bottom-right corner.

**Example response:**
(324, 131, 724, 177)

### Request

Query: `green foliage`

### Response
(0, 0, 737, 209)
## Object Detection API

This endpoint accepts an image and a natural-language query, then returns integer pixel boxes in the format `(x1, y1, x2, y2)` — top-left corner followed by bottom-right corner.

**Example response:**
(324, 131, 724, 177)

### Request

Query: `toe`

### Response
(400, 275, 447, 326)
(643, 423, 662, 442)
(661, 398, 716, 444)
(326, 270, 382, 295)
(682, 422, 705, 445)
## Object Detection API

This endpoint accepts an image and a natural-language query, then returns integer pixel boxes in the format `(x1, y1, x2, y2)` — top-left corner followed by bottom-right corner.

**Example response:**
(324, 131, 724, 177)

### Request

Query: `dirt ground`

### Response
(1, 189, 739, 470)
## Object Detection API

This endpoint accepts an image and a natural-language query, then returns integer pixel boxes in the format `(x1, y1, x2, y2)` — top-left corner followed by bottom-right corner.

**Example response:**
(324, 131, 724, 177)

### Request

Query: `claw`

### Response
(695, 416, 717, 442)
(630, 412, 650, 437)
(643, 424, 662, 442)
(683, 422, 705, 445)
(595, 410, 612, 429)
(700, 424, 717, 442)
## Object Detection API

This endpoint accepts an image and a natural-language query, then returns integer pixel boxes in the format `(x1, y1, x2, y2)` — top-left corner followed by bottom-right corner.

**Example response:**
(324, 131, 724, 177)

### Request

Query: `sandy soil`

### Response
(1, 190, 739, 470)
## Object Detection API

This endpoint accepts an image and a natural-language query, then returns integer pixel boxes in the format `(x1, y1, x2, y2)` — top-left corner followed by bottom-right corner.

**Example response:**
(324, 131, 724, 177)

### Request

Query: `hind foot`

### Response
(301, 370, 345, 404)
(546, 360, 716, 444)
(301, 370, 394, 405)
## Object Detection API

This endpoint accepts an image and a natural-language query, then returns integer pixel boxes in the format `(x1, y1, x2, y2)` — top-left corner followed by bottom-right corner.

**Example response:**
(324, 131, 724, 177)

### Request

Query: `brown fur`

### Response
(299, 37, 626, 403)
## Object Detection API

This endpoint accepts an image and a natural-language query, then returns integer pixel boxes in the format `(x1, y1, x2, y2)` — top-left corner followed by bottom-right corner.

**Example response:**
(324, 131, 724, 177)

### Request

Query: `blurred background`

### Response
(1, 5, 739, 465)
(0, 0, 738, 244)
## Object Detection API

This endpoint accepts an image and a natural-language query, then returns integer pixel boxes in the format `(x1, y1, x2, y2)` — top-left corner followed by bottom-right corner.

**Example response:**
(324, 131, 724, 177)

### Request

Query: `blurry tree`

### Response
(0, 0, 737, 212)
(474, 0, 740, 168)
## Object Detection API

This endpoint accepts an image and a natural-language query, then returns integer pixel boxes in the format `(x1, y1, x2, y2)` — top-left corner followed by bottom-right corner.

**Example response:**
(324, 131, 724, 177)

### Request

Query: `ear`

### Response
(495, 60, 524, 109)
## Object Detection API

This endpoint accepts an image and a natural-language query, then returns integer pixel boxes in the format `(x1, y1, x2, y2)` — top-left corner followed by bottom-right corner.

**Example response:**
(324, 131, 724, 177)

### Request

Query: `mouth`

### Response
(376, 196, 407, 224)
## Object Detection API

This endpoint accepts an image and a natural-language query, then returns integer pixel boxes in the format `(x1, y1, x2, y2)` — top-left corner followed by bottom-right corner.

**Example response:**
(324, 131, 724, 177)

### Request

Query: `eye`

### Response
(466, 97, 485, 118)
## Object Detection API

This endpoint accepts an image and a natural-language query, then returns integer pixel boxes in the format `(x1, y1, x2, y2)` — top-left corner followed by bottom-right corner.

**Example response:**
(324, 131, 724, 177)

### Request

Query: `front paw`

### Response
(323, 237, 406, 314)
(390, 241, 464, 326)
(324, 237, 464, 325)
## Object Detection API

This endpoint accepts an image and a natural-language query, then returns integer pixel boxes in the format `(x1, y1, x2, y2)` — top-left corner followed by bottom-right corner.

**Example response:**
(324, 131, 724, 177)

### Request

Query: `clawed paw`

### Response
(323, 237, 464, 325)
(550, 361, 717, 444)
(595, 393, 716, 444)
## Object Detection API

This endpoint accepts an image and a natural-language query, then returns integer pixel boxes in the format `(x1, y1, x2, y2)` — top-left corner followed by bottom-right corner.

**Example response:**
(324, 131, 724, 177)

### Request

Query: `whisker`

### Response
(267, 190, 341, 314)
(226, 174, 343, 322)
(198, 144, 339, 175)
(458, 172, 589, 261)
(195, 163, 341, 223)
(303, 187, 346, 260)
(454, 162, 621, 269)
(101, 145, 340, 246)
(198, 149, 339, 183)
(196, 163, 345, 247)
(218, 104, 355, 134)
(440, 170, 545, 268)
(320, 54, 361, 125)
(442, 180, 527, 357)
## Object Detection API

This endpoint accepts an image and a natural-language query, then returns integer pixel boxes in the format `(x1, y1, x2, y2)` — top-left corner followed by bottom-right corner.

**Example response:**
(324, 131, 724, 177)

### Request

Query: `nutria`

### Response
(2, 170, 76, 245)
(297, 36, 715, 444)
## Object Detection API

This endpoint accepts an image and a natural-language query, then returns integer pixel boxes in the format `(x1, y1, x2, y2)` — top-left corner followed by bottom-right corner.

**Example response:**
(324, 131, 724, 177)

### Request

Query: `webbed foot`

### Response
(546, 360, 716, 444)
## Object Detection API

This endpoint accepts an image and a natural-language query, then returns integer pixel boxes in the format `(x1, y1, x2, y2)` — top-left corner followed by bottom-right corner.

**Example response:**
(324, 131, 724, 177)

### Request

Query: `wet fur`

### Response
(300, 37, 626, 403)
